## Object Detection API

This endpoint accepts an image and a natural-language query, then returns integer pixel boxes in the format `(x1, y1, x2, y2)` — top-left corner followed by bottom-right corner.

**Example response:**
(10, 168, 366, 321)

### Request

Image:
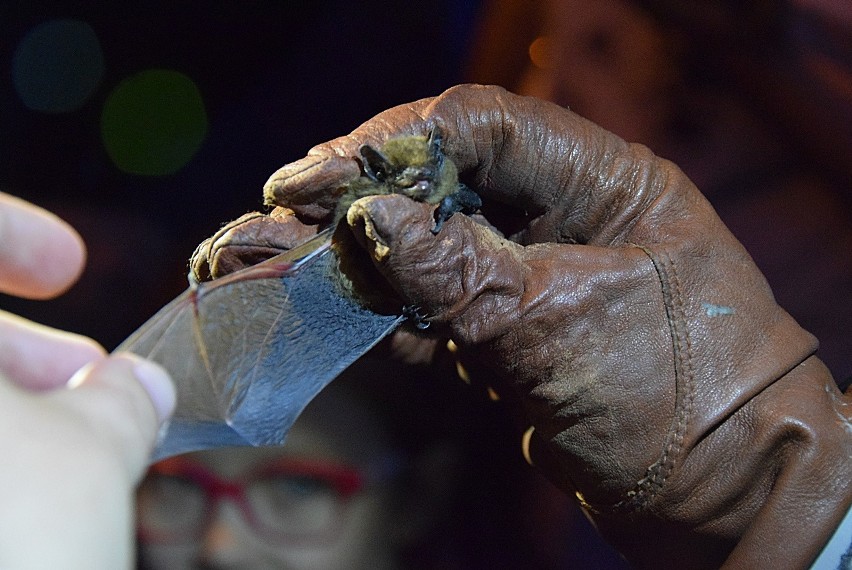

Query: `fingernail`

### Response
(132, 359, 176, 424)
(66, 362, 96, 389)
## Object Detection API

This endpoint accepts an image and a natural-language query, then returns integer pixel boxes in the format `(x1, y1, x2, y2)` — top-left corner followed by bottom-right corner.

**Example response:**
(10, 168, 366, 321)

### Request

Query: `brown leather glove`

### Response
(194, 85, 852, 569)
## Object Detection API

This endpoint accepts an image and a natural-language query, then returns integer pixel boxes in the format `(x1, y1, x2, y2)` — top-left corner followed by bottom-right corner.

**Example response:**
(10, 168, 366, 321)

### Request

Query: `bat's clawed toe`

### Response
(402, 305, 431, 330)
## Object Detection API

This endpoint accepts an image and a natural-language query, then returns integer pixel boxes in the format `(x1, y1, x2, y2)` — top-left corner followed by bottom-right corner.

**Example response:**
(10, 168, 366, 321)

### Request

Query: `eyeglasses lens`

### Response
(137, 468, 348, 542)
(247, 475, 339, 534)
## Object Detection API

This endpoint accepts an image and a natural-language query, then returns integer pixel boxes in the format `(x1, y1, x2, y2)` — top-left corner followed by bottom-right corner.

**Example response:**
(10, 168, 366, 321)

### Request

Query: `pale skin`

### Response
(0, 192, 175, 569)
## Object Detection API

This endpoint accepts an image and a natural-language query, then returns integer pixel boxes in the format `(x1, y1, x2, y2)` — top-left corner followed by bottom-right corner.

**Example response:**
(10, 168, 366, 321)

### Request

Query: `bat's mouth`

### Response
(405, 180, 433, 199)
(397, 166, 436, 200)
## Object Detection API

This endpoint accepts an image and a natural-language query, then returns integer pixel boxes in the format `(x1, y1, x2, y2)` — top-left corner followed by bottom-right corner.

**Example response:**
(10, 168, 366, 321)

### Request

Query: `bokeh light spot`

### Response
(12, 19, 105, 113)
(528, 36, 554, 70)
(101, 69, 208, 176)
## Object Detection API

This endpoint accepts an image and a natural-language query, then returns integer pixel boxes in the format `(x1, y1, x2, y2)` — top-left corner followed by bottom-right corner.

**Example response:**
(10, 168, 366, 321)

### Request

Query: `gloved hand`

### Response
(193, 85, 852, 569)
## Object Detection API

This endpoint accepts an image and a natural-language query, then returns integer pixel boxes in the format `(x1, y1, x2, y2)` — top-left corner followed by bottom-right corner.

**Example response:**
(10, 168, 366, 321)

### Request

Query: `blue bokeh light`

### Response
(12, 19, 105, 113)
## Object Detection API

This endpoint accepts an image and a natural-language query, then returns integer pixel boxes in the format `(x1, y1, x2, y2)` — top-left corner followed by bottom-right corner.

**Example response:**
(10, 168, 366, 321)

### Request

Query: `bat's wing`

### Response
(115, 230, 403, 462)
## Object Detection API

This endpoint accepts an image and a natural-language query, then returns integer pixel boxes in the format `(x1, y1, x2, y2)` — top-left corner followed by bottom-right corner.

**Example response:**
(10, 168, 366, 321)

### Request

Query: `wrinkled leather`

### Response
(193, 85, 852, 569)
(191, 208, 320, 281)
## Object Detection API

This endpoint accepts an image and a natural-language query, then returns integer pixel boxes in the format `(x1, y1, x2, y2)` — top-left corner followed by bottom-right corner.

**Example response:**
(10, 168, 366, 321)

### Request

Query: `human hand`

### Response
(196, 85, 851, 568)
(0, 192, 175, 569)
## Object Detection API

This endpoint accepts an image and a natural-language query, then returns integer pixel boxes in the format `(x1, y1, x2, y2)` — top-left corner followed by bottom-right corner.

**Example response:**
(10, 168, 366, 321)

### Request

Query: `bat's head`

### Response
(358, 127, 452, 203)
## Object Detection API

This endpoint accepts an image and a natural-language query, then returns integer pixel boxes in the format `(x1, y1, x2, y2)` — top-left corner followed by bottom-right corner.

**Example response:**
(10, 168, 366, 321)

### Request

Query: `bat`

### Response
(335, 126, 481, 234)
(116, 128, 480, 462)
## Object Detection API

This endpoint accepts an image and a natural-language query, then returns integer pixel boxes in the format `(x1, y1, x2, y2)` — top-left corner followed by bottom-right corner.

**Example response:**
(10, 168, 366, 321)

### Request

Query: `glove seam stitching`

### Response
(614, 245, 696, 513)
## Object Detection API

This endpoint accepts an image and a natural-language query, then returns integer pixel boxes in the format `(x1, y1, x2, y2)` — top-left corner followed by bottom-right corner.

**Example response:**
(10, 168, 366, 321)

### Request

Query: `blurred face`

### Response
(137, 385, 405, 570)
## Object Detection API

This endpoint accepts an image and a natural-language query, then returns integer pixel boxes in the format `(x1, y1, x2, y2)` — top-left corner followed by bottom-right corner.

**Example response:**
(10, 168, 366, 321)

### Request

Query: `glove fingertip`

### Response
(263, 155, 360, 207)
(345, 194, 433, 259)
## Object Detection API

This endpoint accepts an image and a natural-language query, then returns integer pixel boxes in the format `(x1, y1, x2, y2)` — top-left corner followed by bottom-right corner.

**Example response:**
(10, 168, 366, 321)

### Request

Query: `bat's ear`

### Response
(359, 144, 392, 182)
(427, 126, 444, 168)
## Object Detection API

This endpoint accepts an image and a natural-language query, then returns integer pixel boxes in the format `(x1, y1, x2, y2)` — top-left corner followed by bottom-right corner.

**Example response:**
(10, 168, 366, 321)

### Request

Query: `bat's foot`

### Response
(402, 305, 431, 330)
(432, 184, 482, 234)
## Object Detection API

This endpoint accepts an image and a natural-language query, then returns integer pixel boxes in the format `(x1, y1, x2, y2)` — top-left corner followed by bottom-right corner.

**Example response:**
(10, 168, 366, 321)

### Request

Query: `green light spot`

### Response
(101, 69, 208, 176)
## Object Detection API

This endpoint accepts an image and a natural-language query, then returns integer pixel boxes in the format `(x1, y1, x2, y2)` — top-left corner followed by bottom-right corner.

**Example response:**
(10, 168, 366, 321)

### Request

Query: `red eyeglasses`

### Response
(137, 454, 398, 545)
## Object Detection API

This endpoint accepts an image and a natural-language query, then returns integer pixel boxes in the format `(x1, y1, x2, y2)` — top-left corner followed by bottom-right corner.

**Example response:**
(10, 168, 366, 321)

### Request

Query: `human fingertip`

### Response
(40, 218, 87, 298)
(0, 194, 87, 299)
(129, 357, 175, 424)
(82, 353, 175, 424)
(66, 361, 96, 390)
